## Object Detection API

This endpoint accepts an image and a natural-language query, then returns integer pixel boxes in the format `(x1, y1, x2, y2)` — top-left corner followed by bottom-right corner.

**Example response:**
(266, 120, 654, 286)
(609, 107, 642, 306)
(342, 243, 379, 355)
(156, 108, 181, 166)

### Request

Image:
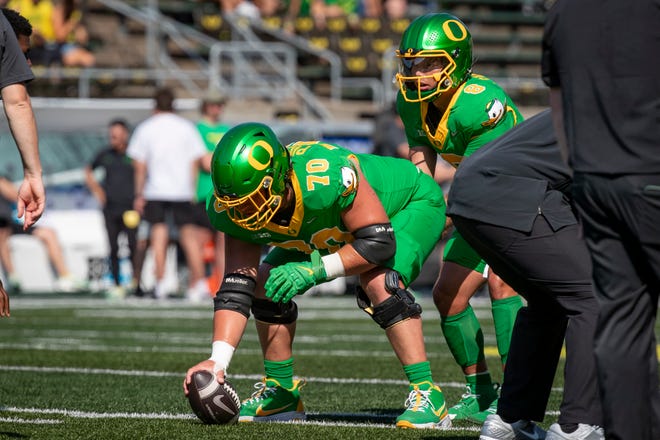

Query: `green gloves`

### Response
(265, 251, 327, 303)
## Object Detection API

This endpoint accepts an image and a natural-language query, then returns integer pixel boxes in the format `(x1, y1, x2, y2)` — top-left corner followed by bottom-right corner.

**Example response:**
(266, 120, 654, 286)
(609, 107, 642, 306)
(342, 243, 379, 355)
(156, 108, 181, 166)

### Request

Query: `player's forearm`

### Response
(4, 96, 41, 177)
(133, 162, 147, 197)
(330, 245, 375, 278)
(212, 309, 248, 349)
(84, 168, 103, 199)
(409, 146, 436, 178)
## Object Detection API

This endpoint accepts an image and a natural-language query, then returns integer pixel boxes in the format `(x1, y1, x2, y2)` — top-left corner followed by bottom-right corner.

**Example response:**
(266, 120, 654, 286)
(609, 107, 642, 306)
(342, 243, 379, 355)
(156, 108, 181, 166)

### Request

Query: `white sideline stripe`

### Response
(8, 329, 451, 345)
(295, 418, 482, 432)
(1, 407, 195, 420)
(0, 365, 565, 393)
(0, 407, 481, 431)
(0, 365, 483, 389)
(7, 297, 494, 321)
(0, 416, 62, 425)
(0, 342, 457, 359)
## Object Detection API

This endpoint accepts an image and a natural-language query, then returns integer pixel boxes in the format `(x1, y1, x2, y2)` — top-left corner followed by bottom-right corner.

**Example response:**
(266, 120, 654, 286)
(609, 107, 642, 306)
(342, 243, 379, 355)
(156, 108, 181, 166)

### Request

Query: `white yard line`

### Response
(0, 364, 465, 387)
(0, 416, 62, 424)
(0, 406, 483, 431)
(0, 341, 461, 358)
(0, 407, 196, 420)
(6, 296, 495, 321)
(0, 364, 566, 393)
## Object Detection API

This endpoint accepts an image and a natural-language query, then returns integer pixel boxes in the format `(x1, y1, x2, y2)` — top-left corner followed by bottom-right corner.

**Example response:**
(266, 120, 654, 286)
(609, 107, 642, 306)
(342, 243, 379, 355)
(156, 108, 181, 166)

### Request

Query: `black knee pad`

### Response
(356, 271, 422, 329)
(252, 298, 298, 324)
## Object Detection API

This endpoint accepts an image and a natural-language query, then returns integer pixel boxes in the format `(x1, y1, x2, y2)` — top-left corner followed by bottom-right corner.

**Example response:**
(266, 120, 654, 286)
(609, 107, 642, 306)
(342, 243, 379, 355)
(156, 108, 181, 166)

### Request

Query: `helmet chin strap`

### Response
(270, 184, 294, 226)
(282, 183, 295, 210)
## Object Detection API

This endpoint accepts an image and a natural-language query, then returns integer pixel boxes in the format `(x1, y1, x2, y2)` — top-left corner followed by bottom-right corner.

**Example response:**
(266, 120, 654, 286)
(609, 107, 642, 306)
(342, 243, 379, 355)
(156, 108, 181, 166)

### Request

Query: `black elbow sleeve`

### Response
(351, 223, 396, 266)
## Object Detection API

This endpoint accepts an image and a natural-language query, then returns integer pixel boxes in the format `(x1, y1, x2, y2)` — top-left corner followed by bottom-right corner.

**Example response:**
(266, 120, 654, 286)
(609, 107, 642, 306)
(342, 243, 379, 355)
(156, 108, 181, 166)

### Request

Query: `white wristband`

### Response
(321, 253, 345, 280)
(209, 340, 235, 374)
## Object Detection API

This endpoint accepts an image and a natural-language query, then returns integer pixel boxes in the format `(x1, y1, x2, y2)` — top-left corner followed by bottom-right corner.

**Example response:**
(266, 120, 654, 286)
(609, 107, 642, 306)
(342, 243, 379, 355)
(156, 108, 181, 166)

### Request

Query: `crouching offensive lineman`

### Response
(183, 122, 449, 428)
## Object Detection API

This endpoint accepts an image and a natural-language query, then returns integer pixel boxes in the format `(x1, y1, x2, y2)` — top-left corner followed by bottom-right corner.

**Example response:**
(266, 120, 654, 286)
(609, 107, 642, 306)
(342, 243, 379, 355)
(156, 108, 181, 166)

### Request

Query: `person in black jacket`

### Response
(543, 1, 660, 439)
(447, 110, 604, 440)
(85, 119, 140, 299)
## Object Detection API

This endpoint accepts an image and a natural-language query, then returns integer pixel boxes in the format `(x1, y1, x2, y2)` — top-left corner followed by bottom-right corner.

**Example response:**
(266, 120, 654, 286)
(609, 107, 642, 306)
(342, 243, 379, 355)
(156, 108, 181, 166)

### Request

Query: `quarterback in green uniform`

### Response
(395, 12, 524, 423)
(183, 122, 450, 429)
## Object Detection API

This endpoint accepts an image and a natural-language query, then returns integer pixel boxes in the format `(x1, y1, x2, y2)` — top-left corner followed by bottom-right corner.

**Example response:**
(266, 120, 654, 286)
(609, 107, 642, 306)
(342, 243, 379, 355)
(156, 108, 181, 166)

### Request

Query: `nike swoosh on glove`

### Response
(265, 251, 327, 303)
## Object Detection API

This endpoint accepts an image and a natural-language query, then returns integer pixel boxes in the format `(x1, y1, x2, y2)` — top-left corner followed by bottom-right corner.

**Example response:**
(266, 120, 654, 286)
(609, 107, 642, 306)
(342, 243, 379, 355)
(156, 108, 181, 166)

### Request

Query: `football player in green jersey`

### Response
(395, 12, 525, 423)
(184, 122, 450, 429)
(191, 93, 232, 299)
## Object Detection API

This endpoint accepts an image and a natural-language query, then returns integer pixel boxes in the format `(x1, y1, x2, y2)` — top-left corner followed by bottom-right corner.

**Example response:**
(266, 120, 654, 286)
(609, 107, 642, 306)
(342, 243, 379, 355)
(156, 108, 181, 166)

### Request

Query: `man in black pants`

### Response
(543, 1, 660, 439)
(85, 119, 139, 298)
(447, 111, 604, 440)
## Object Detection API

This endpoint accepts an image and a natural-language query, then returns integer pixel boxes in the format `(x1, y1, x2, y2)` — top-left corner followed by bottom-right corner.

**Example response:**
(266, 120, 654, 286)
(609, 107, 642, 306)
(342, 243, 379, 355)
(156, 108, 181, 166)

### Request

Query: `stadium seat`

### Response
(388, 18, 411, 35)
(326, 16, 349, 34)
(308, 35, 330, 51)
(343, 55, 370, 76)
(262, 15, 283, 29)
(359, 17, 382, 34)
(370, 37, 396, 55)
(338, 36, 363, 54)
(294, 16, 315, 36)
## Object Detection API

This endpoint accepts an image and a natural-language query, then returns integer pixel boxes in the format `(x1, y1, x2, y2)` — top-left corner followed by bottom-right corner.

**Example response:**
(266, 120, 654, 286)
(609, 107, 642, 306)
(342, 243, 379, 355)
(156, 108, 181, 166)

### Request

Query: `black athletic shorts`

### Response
(143, 200, 196, 227)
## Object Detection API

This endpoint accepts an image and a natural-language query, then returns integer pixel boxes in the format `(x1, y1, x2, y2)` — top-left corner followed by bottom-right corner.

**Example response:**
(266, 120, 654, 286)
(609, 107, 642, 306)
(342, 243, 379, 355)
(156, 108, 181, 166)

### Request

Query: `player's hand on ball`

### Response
(184, 360, 224, 395)
(265, 252, 327, 303)
(185, 369, 241, 425)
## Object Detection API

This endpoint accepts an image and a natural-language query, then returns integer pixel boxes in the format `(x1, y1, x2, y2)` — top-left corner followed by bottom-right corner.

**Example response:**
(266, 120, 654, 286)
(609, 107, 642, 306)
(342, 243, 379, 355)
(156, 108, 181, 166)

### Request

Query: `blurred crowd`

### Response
(2, 0, 95, 67)
(0, 0, 418, 70)
(218, 0, 411, 25)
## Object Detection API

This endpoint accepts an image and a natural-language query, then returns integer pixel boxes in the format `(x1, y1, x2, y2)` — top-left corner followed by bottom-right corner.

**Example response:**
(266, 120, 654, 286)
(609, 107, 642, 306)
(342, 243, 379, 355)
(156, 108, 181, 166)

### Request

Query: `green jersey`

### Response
(397, 74, 523, 168)
(195, 120, 231, 202)
(207, 140, 446, 284)
(398, 73, 523, 273)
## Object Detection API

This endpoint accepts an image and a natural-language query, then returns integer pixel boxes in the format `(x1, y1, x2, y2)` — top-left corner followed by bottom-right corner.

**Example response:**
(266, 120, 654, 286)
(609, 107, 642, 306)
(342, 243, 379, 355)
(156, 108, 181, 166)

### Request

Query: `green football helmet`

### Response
(211, 122, 290, 231)
(395, 13, 473, 103)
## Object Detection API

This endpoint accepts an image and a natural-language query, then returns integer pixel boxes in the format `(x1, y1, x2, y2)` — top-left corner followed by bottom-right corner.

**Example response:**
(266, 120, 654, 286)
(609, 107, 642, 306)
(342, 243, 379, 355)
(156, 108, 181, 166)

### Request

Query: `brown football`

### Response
(186, 370, 241, 424)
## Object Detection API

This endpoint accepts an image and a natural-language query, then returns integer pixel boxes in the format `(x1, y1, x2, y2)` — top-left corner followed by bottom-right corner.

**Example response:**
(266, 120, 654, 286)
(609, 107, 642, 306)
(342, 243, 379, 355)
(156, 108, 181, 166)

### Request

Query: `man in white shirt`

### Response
(128, 87, 209, 301)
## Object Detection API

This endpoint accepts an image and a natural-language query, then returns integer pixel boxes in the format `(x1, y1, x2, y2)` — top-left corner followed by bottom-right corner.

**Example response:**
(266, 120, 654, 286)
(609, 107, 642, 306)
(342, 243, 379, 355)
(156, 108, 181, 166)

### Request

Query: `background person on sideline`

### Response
(543, 1, 660, 439)
(0, 176, 83, 294)
(85, 118, 139, 299)
(395, 12, 523, 423)
(127, 87, 208, 301)
(192, 92, 231, 296)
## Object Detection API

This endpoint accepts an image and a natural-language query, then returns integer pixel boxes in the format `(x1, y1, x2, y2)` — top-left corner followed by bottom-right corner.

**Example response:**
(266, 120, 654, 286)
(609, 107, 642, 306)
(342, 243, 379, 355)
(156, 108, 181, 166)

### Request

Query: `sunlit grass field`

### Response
(1, 290, 644, 440)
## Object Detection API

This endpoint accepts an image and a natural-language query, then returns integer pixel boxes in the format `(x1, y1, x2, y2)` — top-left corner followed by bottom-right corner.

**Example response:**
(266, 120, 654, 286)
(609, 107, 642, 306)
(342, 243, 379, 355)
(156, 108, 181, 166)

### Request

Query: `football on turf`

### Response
(186, 370, 241, 424)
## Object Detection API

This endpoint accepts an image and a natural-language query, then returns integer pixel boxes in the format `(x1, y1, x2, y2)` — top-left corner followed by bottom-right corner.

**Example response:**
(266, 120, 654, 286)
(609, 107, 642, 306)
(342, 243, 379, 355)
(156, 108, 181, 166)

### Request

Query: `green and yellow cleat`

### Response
(467, 396, 499, 424)
(238, 378, 306, 422)
(395, 381, 452, 429)
(448, 382, 498, 422)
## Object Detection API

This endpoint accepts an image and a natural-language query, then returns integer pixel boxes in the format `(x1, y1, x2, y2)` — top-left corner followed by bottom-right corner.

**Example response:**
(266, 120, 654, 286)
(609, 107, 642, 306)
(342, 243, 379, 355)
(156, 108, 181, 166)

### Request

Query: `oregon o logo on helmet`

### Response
(248, 140, 273, 171)
(442, 20, 467, 42)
